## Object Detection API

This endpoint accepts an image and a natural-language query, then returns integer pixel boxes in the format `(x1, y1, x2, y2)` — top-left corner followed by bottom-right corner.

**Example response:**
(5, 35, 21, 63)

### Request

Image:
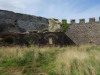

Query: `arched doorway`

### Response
(44, 33, 58, 45)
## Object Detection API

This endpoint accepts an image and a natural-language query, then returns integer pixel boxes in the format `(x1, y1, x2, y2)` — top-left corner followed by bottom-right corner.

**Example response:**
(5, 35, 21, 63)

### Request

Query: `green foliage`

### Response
(0, 45, 100, 75)
(16, 50, 35, 66)
(69, 58, 100, 75)
(42, 29, 48, 32)
(70, 59, 79, 75)
(25, 39, 35, 46)
(84, 58, 100, 75)
(0, 48, 58, 75)
(0, 68, 10, 75)
(48, 70, 57, 75)
(86, 45, 100, 52)
(0, 59, 16, 67)
(60, 62, 66, 75)
(36, 51, 57, 75)
(0, 50, 35, 67)
(61, 19, 69, 31)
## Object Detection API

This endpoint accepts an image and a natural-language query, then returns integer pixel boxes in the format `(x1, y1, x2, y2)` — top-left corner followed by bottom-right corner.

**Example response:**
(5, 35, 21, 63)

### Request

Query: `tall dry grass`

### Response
(0, 45, 100, 75)
(55, 45, 100, 75)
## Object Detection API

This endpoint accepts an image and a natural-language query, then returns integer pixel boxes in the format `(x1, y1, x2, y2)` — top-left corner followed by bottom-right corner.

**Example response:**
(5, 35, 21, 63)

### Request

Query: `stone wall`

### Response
(1, 10, 100, 45)
(0, 10, 49, 32)
(66, 18, 100, 45)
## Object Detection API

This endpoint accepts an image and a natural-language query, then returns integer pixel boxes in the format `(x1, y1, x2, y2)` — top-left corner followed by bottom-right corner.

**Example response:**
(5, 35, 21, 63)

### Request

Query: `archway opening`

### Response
(44, 34, 58, 45)
(3, 37, 15, 45)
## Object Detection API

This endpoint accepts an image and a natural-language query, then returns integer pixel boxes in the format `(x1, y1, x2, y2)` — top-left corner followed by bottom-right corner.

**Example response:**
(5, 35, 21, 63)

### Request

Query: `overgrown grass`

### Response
(0, 45, 100, 75)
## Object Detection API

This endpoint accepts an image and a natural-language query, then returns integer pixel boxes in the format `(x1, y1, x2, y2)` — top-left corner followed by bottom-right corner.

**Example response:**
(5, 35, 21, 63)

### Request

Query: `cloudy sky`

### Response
(0, 0, 100, 22)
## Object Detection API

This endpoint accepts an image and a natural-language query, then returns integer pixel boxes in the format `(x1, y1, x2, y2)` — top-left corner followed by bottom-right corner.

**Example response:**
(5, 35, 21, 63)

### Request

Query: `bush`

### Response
(61, 19, 69, 31)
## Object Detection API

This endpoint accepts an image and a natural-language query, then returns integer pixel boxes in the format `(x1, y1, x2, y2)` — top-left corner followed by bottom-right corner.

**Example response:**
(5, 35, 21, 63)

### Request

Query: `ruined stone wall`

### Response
(0, 10, 49, 32)
(1, 10, 100, 45)
(66, 18, 100, 45)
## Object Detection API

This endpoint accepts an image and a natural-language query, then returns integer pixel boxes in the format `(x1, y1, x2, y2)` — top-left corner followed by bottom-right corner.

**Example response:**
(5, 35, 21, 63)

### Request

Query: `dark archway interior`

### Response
(45, 36, 57, 45)
(0, 32, 75, 46)
(4, 37, 14, 44)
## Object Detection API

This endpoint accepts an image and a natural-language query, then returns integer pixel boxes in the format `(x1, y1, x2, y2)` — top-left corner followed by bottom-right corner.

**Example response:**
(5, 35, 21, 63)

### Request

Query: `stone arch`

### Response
(44, 33, 58, 45)
(24, 33, 41, 45)
(1, 34, 19, 45)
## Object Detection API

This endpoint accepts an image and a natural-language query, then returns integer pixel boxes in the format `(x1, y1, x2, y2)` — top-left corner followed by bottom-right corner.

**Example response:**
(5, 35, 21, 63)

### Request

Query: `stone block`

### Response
(71, 19, 75, 24)
(79, 19, 85, 24)
(89, 18, 95, 23)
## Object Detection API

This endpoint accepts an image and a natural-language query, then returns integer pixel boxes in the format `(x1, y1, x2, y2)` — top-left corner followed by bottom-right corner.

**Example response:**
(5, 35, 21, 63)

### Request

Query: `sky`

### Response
(0, 0, 100, 22)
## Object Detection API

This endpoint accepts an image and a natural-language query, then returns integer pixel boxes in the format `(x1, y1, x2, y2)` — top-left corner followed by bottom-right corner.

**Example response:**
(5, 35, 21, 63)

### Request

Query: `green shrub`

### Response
(61, 19, 70, 32)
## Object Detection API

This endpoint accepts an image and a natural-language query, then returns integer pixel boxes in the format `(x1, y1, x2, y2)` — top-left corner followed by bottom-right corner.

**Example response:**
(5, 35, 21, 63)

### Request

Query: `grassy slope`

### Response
(0, 45, 100, 75)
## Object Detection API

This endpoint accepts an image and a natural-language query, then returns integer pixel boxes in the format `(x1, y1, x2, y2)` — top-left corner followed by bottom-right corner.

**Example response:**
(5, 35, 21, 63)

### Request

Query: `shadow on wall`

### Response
(23, 32, 75, 46)
(0, 32, 75, 46)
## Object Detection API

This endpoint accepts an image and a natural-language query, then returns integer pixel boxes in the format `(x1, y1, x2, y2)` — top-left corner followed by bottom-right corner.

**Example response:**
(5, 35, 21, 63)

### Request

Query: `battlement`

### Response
(71, 19, 76, 24)
(69, 17, 100, 24)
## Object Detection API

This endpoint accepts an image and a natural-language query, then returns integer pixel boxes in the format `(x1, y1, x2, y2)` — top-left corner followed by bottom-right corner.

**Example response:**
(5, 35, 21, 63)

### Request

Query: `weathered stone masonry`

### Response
(0, 10, 49, 32)
(0, 10, 100, 45)
(66, 18, 100, 45)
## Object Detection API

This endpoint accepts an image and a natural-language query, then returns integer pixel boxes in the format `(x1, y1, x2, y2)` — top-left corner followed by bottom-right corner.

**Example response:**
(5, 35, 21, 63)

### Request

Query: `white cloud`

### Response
(0, 0, 41, 13)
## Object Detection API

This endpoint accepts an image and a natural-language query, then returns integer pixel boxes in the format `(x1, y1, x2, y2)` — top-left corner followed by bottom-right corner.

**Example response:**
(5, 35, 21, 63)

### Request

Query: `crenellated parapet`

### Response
(89, 18, 95, 23)
(70, 19, 76, 24)
(79, 19, 85, 24)
(66, 17, 100, 45)
(69, 17, 100, 24)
